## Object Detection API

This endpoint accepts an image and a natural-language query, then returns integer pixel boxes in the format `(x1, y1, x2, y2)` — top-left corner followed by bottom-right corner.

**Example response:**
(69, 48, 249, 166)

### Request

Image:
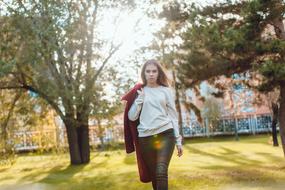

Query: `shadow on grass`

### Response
(173, 167, 285, 190)
(184, 134, 274, 145)
(13, 164, 88, 185)
(15, 155, 111, 185)
(39, 164, 88, 184)
(215, 167, 285, 182)
(255, 152, 284, 163)
(186, 146, 263, 167)
(2, 171, 146, 190)
(219, 147, 239, 155)
(0, 167, 9, 173)
(54, 171, 146, 190)
(39, 168, 145, 190)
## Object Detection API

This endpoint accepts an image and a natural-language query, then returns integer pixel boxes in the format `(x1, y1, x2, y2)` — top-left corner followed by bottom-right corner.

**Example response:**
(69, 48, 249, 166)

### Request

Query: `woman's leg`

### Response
(155, 129, 175, 190)
(138, 136, 157, 190)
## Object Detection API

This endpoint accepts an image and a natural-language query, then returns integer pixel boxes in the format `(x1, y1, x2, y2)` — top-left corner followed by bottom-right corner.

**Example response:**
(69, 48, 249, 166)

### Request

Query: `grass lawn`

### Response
(1, 134, 285, 190)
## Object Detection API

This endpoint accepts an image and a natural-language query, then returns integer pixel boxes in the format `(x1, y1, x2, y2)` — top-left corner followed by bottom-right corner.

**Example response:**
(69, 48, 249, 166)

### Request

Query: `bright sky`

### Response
(101, 0, 219, 65)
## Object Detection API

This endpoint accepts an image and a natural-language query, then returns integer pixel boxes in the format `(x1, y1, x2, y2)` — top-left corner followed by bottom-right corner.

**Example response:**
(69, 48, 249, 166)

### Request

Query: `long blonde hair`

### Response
(141, 59, 169, 87)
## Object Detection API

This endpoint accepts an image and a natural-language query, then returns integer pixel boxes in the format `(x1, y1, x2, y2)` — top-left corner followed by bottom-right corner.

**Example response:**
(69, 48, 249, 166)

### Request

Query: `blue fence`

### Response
(182, 114, 273, 137)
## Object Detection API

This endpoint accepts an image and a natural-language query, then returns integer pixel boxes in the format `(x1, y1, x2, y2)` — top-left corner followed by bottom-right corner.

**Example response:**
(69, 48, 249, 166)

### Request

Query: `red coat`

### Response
(121, 83, 151, 183)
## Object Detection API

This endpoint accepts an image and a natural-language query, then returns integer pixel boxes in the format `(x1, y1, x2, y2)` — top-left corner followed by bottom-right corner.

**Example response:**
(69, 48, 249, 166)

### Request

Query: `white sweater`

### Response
(128, 85, 182, 146)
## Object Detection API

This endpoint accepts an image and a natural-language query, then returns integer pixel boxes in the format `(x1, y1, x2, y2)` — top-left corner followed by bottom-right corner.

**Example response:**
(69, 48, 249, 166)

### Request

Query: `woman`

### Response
(128, 59, 183, 190)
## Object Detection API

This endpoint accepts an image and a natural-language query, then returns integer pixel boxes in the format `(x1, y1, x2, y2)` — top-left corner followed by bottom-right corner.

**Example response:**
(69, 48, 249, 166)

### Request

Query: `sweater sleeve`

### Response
(128, 95, 143, 121)
(166, 88, 182, 146)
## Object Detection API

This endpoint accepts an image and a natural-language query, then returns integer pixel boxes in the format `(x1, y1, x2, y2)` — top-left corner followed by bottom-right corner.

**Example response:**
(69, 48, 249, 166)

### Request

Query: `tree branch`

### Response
(92, 43, 123, 82)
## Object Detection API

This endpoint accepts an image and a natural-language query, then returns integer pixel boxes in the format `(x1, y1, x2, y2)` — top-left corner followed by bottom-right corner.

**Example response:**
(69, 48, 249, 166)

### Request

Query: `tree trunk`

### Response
(172, 70, 184, 137)
(77, 123, 90, 163)
(271, 102, 279, 147)
(279, 82, 285, 156)
(64, 119, 82, 165)
(64, 115, 90, 165)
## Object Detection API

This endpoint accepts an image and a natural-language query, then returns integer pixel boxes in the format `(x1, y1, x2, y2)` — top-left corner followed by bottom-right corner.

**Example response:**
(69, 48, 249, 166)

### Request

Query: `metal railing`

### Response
(182, 114, 274, 137)
(6, 113, 274, 151)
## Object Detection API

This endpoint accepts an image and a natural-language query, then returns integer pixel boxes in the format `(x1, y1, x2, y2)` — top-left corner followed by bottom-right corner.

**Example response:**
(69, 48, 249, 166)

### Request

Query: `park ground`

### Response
(1, 134, 285, 190)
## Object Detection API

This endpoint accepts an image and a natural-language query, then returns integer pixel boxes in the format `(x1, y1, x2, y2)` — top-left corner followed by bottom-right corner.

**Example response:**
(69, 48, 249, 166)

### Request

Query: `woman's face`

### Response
(144, 64, 159, 84)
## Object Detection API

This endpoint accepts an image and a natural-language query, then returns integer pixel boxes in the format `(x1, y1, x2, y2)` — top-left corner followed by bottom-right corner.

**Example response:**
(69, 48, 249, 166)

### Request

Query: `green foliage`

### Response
(257, 61, 285, 92)
(260, 61, 285, 81)
(177, 0, 285, 90)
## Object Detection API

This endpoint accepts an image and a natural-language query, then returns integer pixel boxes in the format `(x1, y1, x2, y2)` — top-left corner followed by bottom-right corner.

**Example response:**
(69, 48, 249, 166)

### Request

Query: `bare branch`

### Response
(1, 91, 22, 141)
(92, 43, 123, 82)
(21, 85, 65, 120)
(0, 85, 25, 90)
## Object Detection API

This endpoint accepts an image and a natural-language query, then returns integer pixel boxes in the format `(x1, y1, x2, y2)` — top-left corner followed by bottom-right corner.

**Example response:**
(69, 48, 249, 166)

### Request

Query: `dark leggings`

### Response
(138, 128, 175, 190)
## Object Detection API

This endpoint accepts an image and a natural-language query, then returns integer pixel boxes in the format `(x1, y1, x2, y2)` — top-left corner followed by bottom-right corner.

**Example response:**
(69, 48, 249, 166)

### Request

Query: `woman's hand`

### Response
(137, 88, 144, 97)
(135, 88, 145, 104)
(176, 145, 183, 157)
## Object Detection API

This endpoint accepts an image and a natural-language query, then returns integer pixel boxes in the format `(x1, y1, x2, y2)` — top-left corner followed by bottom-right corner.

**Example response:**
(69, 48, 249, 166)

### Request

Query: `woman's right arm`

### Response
(128, 92, 144, 121)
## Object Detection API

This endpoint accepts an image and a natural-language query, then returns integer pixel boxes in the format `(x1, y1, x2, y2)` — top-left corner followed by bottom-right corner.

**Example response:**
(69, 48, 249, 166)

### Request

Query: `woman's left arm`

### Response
(166, 88, 183, 157)
(166, 89, 183, 145)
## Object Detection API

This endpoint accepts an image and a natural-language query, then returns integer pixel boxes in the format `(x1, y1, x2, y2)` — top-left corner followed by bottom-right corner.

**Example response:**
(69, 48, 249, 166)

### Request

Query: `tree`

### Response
(0, 0, 134, 164)
(176, 0, 285, 155)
